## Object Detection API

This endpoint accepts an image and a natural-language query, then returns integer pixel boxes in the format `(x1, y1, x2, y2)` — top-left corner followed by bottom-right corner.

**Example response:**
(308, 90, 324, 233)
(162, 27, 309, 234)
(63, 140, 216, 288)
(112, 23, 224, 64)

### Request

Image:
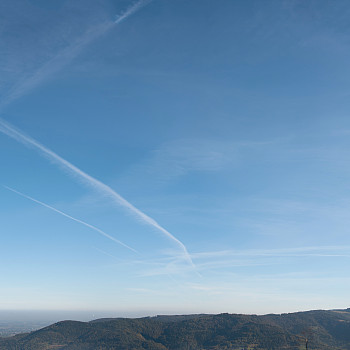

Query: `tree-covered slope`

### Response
(1, 309, 350, 349)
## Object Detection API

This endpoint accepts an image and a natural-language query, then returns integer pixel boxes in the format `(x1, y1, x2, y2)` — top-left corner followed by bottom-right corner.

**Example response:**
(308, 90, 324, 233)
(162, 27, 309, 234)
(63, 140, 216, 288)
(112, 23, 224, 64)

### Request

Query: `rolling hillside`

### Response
(1, 309, 350, 349)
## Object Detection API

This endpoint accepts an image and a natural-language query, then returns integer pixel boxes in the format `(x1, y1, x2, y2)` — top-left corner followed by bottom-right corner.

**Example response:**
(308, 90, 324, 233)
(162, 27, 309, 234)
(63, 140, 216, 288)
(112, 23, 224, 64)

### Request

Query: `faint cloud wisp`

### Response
(4, 185, 137, 253)
(0, 0, 152, 111)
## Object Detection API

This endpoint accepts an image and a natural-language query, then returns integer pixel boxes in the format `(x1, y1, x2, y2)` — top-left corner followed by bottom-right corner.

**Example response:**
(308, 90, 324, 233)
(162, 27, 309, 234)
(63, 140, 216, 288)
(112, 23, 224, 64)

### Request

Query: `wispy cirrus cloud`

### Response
(117, 245, 350, 278)
(187, 245, 350, 273)
(116, 138, 276, 190)
(191, 245, 350, 259)
(157, 245, 350, 274)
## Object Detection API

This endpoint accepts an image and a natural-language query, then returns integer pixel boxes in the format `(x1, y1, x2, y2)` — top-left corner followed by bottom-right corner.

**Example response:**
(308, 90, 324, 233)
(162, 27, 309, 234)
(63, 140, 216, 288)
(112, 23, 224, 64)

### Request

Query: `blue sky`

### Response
(1, 0, 350, 317)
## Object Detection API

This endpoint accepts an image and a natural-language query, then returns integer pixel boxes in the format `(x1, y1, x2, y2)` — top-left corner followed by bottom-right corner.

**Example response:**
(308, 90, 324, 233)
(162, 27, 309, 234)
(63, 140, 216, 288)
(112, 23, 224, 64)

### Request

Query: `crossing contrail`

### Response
(0, 119, 196, 269)
(4, 185, 137, 253)
(0, 0, 197, 273)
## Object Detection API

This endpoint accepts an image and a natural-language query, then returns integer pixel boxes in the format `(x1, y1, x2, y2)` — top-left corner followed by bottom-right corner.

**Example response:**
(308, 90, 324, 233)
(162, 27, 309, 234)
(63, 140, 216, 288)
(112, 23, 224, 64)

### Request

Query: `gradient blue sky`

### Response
(1, 0, 350, 317)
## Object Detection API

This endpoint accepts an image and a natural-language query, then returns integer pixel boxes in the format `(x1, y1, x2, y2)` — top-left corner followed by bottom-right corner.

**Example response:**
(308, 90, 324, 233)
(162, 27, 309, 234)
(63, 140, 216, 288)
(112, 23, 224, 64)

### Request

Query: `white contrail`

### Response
(0, 0, 152, 111)
(115, 0, 153, 24)
(0, 21, 112, 110)
(4, 185, 137, 253)
(0, 119, 196, 269)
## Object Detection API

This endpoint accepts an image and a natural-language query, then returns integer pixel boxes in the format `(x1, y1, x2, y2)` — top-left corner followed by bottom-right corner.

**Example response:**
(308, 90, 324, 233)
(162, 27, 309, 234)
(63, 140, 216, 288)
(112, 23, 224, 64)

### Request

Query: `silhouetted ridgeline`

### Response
(1, 309, 350, 349)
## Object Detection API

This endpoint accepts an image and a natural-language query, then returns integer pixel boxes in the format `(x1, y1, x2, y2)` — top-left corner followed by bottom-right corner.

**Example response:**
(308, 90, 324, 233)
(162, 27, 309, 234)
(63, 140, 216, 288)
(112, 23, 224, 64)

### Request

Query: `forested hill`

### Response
(1, 309, 350, 349)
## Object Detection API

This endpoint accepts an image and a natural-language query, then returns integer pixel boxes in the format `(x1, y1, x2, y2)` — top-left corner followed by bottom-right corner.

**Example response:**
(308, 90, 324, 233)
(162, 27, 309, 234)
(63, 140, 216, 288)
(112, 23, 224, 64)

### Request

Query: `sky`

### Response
(1, 0, 350, 319)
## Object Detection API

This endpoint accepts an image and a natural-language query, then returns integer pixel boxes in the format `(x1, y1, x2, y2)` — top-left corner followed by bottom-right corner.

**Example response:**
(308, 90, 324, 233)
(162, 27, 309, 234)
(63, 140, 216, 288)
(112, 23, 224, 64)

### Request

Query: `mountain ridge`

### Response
(1, 308, 350, 349)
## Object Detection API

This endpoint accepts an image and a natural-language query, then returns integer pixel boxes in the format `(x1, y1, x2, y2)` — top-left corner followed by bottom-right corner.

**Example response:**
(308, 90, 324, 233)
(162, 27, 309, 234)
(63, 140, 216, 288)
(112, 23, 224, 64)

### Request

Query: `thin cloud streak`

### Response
(182, 246, 350, 272)
(0, 0, 152, 111)
(0, 119, 195, 269)
(4, 185, 137, 253)
(191, 245, 350, 259)
(0, 21, 112, 110)
(114, 0, 152, 24)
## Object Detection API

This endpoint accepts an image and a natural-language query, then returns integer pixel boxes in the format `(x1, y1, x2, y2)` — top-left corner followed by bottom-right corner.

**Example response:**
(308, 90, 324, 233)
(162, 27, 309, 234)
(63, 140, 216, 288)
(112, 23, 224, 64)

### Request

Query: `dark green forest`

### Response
(1, 308, 350, 349)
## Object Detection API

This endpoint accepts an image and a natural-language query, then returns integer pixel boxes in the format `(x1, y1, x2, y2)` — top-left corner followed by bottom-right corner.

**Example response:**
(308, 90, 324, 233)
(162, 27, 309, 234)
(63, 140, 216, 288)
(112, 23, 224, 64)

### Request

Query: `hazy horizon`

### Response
(1, 304, 350, 324)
